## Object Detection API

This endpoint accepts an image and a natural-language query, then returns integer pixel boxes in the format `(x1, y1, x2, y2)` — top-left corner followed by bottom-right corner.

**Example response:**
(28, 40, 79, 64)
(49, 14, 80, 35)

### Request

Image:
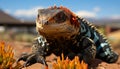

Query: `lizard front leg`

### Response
(17, 36, 49, 68)
(80, 37, 97, 65)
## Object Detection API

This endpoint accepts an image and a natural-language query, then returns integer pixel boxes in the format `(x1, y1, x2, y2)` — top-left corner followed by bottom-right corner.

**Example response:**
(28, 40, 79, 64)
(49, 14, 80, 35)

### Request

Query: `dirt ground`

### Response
(8, 41, 120, 69)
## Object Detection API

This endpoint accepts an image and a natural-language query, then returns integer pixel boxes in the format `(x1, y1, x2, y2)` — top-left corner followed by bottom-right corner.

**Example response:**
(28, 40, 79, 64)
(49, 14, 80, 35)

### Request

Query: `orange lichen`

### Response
(0, 41, 21, 69)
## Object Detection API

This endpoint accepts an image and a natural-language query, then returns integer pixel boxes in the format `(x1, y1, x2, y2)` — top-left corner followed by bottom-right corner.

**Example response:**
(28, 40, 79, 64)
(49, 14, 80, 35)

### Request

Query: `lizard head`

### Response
(36, 6, 80, 38)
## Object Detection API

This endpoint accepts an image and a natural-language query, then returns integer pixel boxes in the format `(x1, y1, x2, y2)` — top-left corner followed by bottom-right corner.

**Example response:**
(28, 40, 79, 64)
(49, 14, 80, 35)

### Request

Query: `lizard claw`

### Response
(17, 53, 48, 68)
(16, 53, 29, 63)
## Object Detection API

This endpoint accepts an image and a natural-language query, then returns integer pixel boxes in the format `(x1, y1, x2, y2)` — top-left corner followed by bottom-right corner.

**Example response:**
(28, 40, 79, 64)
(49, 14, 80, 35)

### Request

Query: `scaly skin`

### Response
(17, 6, 118, 68)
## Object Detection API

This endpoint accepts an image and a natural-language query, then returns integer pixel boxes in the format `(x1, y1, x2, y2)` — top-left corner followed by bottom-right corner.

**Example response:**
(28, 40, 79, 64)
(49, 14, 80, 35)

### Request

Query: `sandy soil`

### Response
(8, 41, 120, 69)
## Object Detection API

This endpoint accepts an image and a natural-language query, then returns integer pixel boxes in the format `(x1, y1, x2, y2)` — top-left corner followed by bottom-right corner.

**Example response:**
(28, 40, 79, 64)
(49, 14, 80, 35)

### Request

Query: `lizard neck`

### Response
(45, 33, 78, 42)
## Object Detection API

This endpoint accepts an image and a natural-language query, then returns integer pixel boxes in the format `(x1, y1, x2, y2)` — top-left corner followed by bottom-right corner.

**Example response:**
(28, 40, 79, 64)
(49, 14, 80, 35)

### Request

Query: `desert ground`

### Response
(6, 40, 120, 69)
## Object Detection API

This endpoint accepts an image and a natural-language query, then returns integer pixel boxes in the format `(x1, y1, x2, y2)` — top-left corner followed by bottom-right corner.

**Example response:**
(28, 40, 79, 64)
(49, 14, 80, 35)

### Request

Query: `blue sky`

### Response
(0, 0, 120, 20)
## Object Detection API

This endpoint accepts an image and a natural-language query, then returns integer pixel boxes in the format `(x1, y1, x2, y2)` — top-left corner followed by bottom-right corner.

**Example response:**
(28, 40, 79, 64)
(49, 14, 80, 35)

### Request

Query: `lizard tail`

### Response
(96, 48, 119, 63)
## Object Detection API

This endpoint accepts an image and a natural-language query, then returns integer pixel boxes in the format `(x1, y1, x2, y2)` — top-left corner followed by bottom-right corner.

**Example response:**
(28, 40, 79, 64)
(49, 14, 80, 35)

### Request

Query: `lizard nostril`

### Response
(45, 21, 49, 25)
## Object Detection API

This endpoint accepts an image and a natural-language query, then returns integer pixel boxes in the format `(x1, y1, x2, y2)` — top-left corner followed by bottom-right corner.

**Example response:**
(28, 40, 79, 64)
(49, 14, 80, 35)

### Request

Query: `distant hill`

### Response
(0, 9, 20, 23)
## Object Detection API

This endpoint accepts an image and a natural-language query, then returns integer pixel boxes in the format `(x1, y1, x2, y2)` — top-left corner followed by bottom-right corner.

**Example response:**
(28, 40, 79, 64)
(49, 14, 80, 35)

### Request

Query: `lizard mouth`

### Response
(36, 21, 79, 38)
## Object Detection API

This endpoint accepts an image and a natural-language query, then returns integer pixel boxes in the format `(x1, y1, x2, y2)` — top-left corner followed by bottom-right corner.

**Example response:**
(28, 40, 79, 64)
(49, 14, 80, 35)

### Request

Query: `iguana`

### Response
(17, 6, 118, 67)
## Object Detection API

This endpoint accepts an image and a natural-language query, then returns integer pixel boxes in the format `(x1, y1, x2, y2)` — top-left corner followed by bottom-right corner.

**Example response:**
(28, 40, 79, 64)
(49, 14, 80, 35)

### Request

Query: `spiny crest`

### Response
(49, 6, 80, 28)
(48, 6, 76, 16)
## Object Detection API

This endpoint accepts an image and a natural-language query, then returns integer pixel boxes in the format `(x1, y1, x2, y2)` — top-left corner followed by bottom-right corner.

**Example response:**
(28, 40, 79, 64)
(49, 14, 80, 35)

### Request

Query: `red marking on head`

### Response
(48, 6, 80, 28)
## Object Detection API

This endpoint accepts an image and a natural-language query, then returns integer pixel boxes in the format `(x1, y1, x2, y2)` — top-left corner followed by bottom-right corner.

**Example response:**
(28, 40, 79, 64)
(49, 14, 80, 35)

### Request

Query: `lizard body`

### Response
(17, 6, 118, 67)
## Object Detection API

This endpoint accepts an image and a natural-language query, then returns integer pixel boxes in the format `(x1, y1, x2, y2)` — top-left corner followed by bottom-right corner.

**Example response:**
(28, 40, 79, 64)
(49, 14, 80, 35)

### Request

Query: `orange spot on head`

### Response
(48, 6, 80, 28)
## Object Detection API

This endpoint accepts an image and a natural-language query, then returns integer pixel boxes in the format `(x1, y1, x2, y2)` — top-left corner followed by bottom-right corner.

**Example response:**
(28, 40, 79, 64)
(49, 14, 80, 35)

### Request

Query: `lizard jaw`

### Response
(36, 20, 79, 38)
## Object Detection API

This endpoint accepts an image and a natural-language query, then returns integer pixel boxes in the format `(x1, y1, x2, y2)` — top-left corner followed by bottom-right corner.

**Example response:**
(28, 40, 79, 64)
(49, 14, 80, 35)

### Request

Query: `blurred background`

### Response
(0, 0, 120, 48)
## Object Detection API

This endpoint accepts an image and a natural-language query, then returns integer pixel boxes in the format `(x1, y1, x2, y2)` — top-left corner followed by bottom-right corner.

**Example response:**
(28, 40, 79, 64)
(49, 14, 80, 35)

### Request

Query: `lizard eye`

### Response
(37, 14, 39, 18)
(54, 12, 67, 23)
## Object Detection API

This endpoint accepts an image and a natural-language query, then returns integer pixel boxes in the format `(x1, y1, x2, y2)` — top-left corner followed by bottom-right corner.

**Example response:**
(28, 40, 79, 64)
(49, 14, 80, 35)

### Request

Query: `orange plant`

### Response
(52, 54, 88, 69)
(0, 41, 21, 69)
